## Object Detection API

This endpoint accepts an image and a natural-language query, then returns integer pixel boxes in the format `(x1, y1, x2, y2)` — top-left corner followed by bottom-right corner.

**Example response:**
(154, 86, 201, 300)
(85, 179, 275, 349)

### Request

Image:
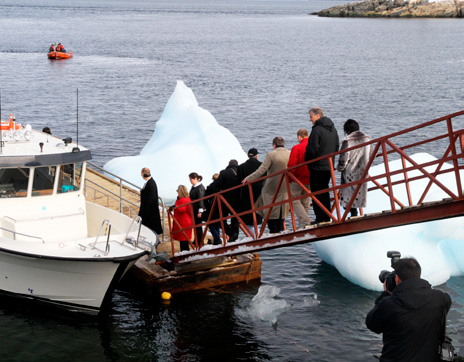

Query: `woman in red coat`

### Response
(170, 185, 193, 251)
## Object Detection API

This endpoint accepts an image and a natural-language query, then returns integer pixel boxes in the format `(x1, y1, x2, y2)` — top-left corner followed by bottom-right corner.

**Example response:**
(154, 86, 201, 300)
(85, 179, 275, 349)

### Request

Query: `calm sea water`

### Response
(1, 0, 463, 361)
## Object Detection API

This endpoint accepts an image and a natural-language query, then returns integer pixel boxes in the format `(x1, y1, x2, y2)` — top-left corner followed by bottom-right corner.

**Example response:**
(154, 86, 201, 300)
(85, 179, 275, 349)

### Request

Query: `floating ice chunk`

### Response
(247, 285, 292, 325)
(303, 294, 320, 307)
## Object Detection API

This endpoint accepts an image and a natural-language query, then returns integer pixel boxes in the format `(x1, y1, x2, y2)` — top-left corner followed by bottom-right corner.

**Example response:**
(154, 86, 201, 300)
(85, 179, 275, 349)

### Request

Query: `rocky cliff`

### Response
(315, 0, 464, 17)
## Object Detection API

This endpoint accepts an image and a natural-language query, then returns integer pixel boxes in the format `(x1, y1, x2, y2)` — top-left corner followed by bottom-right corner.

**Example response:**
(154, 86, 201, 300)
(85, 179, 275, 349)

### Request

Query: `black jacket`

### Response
(189, 183, 205, 214)
(237, 157, 263, 225)
(304, 116, 339, 170)
(366, 278, 452, 362)
(208, 164, 239, 216)
(139, 178, 163, 235)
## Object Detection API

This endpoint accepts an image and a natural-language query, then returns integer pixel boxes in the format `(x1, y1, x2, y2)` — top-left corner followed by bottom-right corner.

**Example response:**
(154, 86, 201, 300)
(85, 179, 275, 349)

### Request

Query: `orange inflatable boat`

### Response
(48, 51, 73, 60)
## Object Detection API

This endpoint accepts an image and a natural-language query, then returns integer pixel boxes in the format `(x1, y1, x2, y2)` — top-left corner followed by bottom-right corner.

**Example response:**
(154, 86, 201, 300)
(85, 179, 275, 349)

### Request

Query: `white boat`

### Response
(0, 116, 157, 313)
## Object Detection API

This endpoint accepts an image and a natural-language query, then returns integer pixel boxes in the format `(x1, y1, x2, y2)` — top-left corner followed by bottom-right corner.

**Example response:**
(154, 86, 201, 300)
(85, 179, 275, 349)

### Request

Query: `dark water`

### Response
(1, 1, 463, 361)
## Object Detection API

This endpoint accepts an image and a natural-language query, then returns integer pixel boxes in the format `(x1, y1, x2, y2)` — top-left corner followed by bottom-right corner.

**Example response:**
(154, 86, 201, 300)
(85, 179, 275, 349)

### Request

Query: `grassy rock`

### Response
(315, 0, 464, 18)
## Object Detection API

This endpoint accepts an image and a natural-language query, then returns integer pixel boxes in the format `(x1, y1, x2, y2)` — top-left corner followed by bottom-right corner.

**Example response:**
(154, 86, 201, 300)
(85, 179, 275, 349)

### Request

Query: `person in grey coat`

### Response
(336, 119, 371, 217)
(242, 137, 291, 233)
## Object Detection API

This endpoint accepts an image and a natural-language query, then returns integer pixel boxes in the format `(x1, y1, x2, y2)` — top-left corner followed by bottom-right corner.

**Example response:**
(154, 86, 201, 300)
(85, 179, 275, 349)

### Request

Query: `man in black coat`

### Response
(304, 107, 339, 223)
(208, 160, 240, 241)
(237, 148, 263, 226)
(366, 257, 452, 362)
(138, 167, 163, 235)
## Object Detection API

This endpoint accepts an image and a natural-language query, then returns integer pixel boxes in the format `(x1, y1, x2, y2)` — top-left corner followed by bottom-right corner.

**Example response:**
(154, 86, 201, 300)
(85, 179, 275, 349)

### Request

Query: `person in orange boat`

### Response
(49, 44, 55, 52)
(56, 43, 66, 52)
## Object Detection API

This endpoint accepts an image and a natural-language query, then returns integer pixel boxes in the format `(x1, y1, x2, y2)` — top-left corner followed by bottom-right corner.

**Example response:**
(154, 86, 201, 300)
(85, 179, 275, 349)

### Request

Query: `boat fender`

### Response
(161, 292, 171, 300)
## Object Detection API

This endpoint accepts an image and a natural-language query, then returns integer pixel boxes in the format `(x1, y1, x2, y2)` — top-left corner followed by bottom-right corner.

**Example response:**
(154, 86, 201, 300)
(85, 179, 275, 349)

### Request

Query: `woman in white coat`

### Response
(336, 119, 371, 217)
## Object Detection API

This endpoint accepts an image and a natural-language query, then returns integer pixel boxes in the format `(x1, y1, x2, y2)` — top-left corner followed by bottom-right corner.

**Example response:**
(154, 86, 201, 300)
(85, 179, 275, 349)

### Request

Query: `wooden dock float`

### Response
(85, 165, 262, 296)
(127, 253, 262, 296)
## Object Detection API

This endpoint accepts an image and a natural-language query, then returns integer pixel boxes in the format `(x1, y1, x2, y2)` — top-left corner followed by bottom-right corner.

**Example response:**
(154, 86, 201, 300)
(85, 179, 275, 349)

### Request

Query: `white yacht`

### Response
(0, 116, 157, 313)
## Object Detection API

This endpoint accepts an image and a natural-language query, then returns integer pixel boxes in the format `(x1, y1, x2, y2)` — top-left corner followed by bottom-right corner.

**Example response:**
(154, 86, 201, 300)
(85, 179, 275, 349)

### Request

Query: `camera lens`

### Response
(379, 270, 391, 283)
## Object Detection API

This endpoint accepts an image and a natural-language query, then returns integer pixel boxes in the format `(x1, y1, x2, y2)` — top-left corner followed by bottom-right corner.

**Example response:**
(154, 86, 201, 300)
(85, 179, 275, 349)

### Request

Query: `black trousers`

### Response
(193, 214, 203, 247)
(309, 169, 332, 223)
(267, 208, 284, 233)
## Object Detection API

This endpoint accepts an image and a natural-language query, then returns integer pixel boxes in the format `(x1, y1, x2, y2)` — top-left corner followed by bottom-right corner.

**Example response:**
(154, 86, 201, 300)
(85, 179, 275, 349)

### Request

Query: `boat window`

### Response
(0, 167, 30, 198)
(32, 166, 56, 196)
(57, 162, 82, 193)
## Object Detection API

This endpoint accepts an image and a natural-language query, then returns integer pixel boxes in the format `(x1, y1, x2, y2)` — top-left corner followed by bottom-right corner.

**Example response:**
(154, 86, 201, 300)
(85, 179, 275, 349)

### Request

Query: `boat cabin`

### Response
(0, 121, 91, 242)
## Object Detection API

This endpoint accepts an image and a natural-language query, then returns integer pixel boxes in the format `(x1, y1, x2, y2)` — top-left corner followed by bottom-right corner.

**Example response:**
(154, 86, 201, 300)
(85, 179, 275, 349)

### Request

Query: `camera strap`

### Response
(439, 295, 455, 361)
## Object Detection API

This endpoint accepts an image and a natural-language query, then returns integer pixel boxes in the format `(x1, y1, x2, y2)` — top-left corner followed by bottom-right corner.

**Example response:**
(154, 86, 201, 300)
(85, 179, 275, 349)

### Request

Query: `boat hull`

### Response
(0, 247, 145, 313)
(48, 51, 73, 59)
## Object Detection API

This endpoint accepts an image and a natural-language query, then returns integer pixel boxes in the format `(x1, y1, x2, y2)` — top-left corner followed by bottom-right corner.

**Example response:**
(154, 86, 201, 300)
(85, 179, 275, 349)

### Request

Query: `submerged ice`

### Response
(104, 80, 247, 201)
(105, 82, 463, 291)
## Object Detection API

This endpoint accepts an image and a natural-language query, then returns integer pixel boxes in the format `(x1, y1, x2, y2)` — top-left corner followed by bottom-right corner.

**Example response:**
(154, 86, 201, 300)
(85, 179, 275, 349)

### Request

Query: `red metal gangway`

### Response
(167, 111, 464, 264)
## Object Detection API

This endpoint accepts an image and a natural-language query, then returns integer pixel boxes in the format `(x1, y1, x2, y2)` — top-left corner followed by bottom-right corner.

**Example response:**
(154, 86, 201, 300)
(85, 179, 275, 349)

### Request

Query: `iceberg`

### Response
(313, 153, 464, 291)
(104, 80, 247, 201)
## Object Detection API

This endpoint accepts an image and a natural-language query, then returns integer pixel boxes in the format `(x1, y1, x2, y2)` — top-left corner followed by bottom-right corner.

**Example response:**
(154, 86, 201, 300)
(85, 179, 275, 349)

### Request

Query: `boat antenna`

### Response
(72, 88, 80, 153)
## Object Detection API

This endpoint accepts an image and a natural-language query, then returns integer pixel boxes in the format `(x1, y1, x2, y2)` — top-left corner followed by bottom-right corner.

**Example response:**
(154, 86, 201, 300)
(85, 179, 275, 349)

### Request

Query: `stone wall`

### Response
(315, 0, 464, 17)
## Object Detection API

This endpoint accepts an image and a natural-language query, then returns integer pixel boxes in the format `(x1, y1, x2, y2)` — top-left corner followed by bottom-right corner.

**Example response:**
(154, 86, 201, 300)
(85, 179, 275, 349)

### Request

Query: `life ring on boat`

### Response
(0, 120, 21, 131)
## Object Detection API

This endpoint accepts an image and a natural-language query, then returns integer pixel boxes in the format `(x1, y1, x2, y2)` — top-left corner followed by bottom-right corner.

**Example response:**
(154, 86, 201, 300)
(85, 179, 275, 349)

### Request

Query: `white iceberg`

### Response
(313, 153, 464, 290)
(104, 80, 247, 201)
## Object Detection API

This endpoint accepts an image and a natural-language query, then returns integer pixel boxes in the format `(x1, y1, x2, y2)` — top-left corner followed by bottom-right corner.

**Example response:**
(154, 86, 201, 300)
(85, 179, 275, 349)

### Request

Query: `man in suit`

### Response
(237, 148, 263, 226)
(139, 167, 163, 235)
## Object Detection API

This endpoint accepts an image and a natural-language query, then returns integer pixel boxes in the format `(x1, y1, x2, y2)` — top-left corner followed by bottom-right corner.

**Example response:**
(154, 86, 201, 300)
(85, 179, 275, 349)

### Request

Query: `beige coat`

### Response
(245, 147, 291, 219)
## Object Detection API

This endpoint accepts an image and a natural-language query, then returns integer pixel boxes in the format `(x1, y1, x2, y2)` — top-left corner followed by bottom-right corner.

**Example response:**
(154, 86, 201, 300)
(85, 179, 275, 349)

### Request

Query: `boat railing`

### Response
(90, 219, 112, 256)
(84, 182, 138, 217)
(0, 225, 45, 243)
(85, 162, 166, 242)
(3, 209, 85, 223)
(122, 215, 143, 250)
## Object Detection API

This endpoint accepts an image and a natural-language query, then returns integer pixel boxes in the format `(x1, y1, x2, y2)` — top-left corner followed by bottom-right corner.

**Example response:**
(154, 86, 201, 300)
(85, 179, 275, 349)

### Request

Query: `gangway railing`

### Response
(167, 110, 464, 263)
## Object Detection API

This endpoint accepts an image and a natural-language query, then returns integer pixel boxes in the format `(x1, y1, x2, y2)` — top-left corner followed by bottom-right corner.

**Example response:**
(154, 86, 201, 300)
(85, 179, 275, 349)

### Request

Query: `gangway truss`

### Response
(167, 111, 464, 264)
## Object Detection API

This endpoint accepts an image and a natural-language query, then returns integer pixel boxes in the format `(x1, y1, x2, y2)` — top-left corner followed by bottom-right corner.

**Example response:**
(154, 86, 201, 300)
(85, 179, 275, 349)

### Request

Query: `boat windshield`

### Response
(0, 167, 30, 198)
(57, 162, 82, 194)
(0, 162, 83, 198)
(32, 166, 56, 196)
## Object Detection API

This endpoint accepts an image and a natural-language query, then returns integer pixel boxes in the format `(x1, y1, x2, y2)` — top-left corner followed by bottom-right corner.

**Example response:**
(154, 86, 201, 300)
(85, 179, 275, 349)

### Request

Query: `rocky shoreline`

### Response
(314, 0, 464, 17)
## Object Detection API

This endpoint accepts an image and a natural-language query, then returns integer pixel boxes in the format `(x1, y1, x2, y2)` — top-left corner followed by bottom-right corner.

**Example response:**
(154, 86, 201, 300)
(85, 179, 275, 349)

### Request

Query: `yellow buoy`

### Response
(161, 291, 171, 300)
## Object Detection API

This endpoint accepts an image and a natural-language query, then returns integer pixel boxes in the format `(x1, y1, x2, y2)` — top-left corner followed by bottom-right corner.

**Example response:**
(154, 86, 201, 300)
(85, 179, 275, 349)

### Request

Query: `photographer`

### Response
(366, 257, 452, 361)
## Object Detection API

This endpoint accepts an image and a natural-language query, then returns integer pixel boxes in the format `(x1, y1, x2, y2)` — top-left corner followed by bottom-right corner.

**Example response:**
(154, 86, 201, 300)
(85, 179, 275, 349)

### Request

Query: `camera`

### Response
(378, 251, 401, 292)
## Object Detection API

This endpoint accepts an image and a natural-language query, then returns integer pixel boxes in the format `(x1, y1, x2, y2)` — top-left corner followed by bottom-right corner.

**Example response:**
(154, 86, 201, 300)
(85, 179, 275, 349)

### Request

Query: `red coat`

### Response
(287, 137, 310, 184)
(171, 196, 193, 241)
